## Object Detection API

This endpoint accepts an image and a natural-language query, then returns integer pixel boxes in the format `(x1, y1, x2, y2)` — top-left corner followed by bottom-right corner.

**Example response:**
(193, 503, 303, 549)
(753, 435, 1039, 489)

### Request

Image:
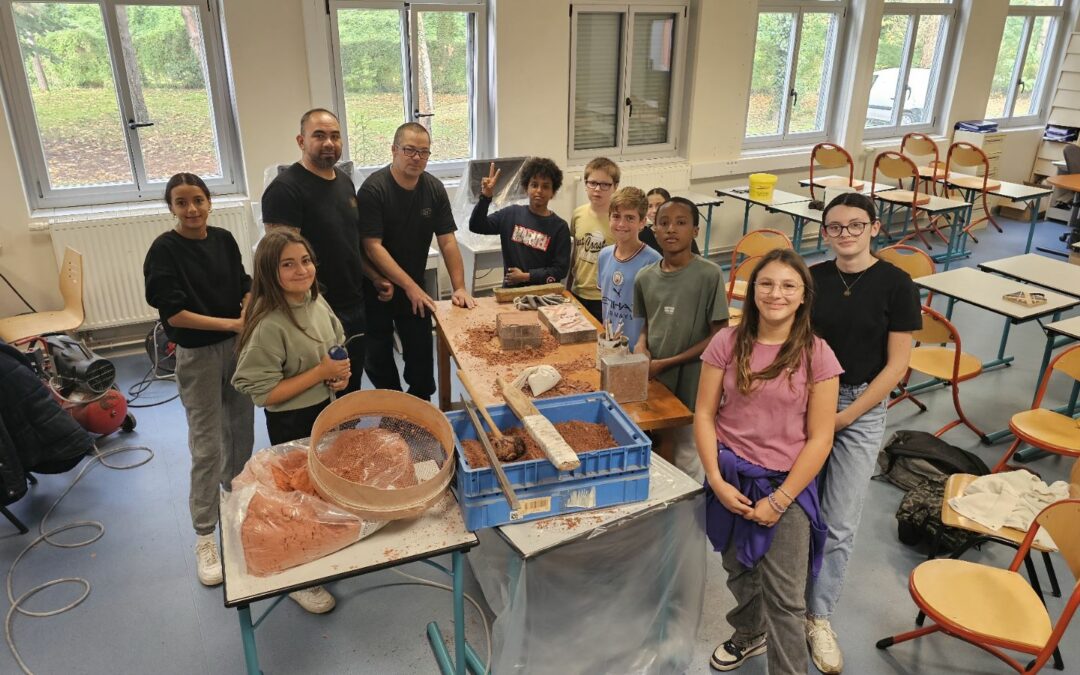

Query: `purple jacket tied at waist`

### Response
(705, 445, 827, 576)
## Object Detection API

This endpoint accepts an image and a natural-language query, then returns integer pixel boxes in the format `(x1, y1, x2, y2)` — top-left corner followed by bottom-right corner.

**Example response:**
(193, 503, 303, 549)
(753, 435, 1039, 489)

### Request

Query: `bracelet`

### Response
(767, 492, 787, 514)
(776, 486, 794, 502)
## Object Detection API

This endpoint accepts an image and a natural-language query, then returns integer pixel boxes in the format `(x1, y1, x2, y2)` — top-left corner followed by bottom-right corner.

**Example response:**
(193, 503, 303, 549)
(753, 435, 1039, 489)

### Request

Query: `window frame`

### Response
(327, 0, 489, 179)
(567, 2, 689, 162)
(742, 0, 849, 149)
(0, 0, 243, 209)
(986, 1, 1069, 127)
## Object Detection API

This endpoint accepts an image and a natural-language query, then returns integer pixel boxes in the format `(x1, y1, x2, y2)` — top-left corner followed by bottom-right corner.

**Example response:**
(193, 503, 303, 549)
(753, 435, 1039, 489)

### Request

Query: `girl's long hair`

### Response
(238, 230, 321, 351)
(732, 248, 817, 395)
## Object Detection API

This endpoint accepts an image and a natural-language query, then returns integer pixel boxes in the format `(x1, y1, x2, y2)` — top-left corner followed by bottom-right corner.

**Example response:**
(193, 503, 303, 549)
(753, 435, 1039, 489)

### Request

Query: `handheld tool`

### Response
(461, 397, 522, 518)
(457, 370, 526, 461)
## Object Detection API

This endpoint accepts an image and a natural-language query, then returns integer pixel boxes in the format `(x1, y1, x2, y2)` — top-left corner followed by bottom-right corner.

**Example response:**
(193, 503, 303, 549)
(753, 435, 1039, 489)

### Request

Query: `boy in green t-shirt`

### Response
(633, 197, 728, 480)
(568, 157, 619, 320)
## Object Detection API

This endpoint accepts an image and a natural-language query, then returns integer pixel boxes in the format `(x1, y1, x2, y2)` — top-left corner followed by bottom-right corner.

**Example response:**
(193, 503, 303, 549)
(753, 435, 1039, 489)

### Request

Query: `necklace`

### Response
(837, 265, 870, 297)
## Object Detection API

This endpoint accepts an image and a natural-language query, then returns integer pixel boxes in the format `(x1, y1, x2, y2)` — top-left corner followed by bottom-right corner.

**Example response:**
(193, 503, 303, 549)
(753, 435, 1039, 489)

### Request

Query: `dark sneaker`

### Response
(710, 634, 767, 671)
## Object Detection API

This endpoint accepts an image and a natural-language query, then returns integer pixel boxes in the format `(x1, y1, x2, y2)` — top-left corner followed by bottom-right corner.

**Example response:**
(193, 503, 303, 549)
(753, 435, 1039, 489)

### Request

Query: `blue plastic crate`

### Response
(454, 467, 650, 531)
(446, 391, 651, 500)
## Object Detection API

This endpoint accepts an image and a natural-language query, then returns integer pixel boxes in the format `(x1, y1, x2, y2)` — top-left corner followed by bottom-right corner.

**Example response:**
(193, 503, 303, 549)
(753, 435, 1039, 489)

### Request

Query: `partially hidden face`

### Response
(646, 193, 666, 224)
(278, 242, 317, 299)
(609, 206, 644, 242)
(752, 260, 806, 324)
(169, 184, 211, 233)
(654, 202, 697, 254)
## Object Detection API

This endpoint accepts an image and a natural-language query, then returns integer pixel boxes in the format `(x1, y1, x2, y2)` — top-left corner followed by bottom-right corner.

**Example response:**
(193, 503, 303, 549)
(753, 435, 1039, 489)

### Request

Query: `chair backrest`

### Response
(730, 229, 792, 269)
(1063, 144, 1080, 174)
(810, 143, 856, 201)
(1070, 458, 1080, 499)
(59, 247, 85, 319)
(901, 132, 938, 162)
(1032, 343, 1080, 408)
(877, 245, 935, 280)
(872, 150, 918, 185)
(914, 305, 958, 346)
(728, 255, 762, 302)
(1035, 499, 1080, 580)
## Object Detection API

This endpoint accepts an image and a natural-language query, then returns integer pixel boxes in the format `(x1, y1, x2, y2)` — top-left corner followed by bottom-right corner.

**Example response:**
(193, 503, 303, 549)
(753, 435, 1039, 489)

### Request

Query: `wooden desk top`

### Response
(433, 295, 693, 431)
(221, 488, 477, 607)
(1047, 173, 1080, 193)
(915, 267, 1079, 321)
(1046, 315, 1080, 341)
(494, 452, 703, 558)
(717, 186, 810, 207)
(979, 254, 1080, 297)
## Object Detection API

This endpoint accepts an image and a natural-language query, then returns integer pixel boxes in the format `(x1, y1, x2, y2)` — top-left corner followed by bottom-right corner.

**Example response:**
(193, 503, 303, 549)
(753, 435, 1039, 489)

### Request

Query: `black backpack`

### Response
(874, 430, 990, 491)
(874, 430, 991, 555)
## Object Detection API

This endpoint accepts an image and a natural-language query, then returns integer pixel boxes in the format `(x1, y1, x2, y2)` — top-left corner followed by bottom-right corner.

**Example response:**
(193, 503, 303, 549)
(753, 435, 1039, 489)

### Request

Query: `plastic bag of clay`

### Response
(228, 441, 386, 577)
(316, 426, 418, 490)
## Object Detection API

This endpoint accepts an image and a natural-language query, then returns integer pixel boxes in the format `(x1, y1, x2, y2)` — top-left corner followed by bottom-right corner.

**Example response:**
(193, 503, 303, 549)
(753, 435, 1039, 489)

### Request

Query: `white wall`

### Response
(0, 0, 1073, 318)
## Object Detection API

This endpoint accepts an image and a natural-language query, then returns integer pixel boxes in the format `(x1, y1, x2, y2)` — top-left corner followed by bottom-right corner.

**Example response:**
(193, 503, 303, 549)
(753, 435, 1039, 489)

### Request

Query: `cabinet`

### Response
(1031, 32, 1080, 223)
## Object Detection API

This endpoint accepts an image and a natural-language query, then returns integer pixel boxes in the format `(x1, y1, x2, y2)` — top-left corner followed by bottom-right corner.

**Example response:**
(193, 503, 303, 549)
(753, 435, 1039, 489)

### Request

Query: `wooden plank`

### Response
(492, 282, 567, 303)
(1038, 140, 1065, 161)
(1053, 89, 1080, 110)
(1059, 72, 1080, 93)
(1049, 107, 1080, 127)
(1069, 33, 1080, 55)
(497, 376, 580, 471)
(1063, 53, 1080, 72)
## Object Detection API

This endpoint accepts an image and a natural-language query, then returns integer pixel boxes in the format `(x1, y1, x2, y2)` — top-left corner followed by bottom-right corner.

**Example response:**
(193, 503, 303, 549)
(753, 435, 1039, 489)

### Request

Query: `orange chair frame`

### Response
(872, 151, 948, 249)
(944, 141, 1004, 244)
(809, 142, 859, 202)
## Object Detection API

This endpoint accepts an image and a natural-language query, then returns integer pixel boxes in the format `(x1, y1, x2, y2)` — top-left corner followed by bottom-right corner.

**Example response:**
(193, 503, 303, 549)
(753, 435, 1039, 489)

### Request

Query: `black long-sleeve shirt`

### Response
(468, 198, 571, 286)
(143, 227, 251, 348)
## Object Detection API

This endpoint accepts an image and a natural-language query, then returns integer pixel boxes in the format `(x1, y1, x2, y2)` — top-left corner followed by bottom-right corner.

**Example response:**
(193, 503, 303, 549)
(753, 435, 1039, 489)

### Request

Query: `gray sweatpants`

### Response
(721, 505, 811, 675)
(175, 337, 254, 535)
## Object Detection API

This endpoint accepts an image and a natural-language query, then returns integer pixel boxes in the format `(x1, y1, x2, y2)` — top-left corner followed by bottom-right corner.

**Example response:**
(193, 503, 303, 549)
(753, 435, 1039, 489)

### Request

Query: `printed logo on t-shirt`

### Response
(511, 225, 552, 251)
(576, 231, 606, 264)
(612, 270, 624, 288)
(421, 207, 432, 217)
(663, 306, 675, 315)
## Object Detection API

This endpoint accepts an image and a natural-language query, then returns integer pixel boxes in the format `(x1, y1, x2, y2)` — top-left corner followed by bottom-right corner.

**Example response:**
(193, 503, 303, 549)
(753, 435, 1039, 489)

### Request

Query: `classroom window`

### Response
(568, 3, 688, 160)
(864, 1, 956, 138)
(329, 1, 488, 176)
(985, 0, 1066, 124)
(744, 1, 846, 146)
(0, 0, 241, 208)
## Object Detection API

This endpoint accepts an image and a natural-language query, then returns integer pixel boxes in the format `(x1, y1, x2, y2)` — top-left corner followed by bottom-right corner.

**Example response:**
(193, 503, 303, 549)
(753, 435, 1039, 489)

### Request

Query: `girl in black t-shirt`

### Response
(803, 193, 922, 674)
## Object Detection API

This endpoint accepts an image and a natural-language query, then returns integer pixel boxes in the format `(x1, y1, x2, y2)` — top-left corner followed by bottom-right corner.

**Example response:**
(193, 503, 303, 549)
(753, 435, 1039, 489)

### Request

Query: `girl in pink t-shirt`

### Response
(694, 248, 841, 674)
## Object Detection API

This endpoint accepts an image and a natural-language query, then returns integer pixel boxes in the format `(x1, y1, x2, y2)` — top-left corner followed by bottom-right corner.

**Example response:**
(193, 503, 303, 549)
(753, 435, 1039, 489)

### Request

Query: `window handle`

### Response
(1018, 80, 1027, 94)
(127, 119, 154, 129)
(414, 110, 435, 119)
(789, 88, 798, 108)
(625, 96, 633, 117)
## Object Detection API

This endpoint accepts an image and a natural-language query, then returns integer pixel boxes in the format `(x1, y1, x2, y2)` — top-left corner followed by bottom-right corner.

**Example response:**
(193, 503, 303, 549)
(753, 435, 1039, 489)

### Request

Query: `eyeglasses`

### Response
(823, 221, 869, 237)
(754, 280, 804, 296)
(397, 145, 432, 159)
(585, 180, 615, 191)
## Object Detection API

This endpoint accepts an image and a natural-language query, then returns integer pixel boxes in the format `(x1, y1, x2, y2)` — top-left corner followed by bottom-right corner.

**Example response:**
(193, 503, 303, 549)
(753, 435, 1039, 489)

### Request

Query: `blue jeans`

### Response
(806, 382, 888, 618)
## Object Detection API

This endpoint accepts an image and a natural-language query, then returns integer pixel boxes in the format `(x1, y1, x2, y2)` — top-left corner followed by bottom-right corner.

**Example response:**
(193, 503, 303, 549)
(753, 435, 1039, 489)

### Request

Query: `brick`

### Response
(538, 305, 598, 345)
(600, 352, 649, 403)
(497, 311, 541, 350)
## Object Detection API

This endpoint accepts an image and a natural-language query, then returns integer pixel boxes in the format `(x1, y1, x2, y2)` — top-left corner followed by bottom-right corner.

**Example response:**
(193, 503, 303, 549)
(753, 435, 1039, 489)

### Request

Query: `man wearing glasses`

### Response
(358, 122, 475, 401)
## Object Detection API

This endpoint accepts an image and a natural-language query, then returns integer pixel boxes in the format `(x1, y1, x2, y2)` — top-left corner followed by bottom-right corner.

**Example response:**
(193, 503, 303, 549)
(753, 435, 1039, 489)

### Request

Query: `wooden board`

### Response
(433, 293, 692, 432)
(492, 282, 567, 303)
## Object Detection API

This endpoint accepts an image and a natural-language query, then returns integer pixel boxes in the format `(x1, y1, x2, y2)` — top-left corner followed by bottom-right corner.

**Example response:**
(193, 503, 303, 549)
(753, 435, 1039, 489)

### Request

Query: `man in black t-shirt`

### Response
(358, 122, 475, 400)
(261, 109, 392, 395)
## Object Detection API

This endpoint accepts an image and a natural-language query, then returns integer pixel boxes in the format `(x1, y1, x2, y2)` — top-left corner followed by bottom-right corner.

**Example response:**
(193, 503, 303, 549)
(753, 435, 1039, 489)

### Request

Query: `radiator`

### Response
(48, 203, 258, 330)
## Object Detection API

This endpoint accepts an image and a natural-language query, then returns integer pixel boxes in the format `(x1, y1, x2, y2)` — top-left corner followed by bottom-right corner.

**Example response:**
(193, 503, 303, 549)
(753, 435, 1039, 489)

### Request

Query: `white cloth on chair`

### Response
(948, 470, 1070, 550)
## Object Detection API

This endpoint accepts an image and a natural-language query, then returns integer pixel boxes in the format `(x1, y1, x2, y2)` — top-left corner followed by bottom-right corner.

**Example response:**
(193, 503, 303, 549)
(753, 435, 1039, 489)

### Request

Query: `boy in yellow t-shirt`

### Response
(568, 157, 619, 320)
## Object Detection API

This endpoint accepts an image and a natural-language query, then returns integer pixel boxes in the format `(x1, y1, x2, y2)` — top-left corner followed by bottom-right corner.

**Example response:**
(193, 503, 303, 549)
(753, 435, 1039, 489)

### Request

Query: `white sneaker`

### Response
(806, 617, 843, 674)
(289, 585, 336, 614)
(194, 534, 222, 587)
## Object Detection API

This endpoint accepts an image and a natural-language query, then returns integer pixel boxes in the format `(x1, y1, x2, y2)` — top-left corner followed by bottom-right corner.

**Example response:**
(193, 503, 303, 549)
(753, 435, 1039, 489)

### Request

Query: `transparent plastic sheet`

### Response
(450, 156, 531, 253)
(469, 494, 707, 674)
(226, 440, 386, 577)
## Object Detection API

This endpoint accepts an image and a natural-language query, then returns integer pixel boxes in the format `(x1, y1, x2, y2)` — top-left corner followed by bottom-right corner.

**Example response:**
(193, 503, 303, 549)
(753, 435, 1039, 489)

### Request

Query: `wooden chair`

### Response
(877, 498, 1080, 673)
(900, 132, 947, 197)
(992, 344, 1080, 473)
(725, 255, 762, 327)
(877, 244, 936, 305)
(891, 305, 987, 443)
(872, 151, 947, 249)
(0, 247, 84, 343)
(945, 141, 1004, 244)
(808, 143, 864, 202)
(728, 229, 791, 300)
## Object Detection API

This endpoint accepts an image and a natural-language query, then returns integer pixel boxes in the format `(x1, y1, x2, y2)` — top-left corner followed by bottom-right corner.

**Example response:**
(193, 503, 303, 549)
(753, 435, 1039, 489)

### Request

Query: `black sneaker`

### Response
(710, 635, 767, 671)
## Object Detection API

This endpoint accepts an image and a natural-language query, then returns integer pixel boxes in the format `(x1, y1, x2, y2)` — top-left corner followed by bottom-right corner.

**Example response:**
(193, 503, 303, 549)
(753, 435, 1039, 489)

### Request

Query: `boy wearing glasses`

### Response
(469, 157, 571, 287)
(634, 197, 729, 481)
(568, 157, 620, 319)
(358, 122, 475, 401)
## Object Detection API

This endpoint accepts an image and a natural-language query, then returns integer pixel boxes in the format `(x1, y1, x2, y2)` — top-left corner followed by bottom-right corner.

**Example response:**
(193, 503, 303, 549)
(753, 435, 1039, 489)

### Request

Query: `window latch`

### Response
(789, 88, 798, 107)
(414, 110, 435, 119)
(127, 119, 154, 129)
(625, 96, 633, 118)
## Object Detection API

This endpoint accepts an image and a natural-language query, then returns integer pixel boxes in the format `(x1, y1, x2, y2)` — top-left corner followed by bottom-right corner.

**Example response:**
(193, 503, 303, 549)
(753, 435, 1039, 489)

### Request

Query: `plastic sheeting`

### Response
(469, 493, 706, 674)
(450, 156, 531, 252)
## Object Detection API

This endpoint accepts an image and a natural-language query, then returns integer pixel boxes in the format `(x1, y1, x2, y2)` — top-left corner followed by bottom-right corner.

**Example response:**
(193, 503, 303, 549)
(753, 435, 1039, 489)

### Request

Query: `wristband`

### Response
(767, 492, 787, 514)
